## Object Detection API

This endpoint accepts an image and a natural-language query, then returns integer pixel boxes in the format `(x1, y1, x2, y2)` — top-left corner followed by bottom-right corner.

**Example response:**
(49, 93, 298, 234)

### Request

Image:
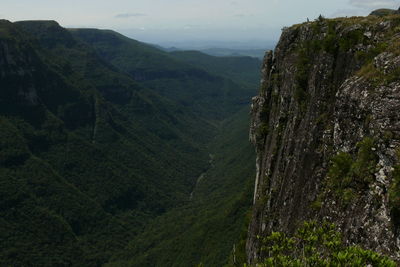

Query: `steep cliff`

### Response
(248, 14, 400, 263)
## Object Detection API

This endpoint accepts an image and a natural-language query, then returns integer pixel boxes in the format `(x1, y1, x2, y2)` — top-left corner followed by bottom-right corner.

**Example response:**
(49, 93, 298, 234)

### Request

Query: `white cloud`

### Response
(349, 0, 399, 9)
(115, 13, 146, 19)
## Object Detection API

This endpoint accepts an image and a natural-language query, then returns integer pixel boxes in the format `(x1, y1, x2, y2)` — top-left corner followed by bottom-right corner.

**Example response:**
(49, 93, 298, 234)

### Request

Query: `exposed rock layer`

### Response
(247, 15, 400, 263)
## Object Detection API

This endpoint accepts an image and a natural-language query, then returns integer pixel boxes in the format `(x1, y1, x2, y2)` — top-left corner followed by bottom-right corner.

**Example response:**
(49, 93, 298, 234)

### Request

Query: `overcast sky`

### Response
(1, 0, 399, 48)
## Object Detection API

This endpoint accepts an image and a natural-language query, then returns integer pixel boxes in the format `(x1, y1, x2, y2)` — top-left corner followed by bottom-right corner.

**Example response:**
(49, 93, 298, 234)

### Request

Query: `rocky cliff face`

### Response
(247, 14, 400, 263)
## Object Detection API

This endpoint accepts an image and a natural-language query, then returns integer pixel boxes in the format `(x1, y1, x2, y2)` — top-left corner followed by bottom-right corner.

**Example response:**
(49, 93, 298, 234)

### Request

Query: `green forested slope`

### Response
(0, 19, 209, 265)
(1, 19, 258, 266)
(69, 28, 253, 120)
(107, 107, 255, 267)
(169, 50, 262, 88)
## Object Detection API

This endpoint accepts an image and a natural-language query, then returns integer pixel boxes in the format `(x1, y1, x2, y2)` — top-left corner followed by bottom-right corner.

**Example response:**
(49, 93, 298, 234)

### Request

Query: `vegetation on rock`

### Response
(248, 12, 400, 265)
(254, 221, 396, 266)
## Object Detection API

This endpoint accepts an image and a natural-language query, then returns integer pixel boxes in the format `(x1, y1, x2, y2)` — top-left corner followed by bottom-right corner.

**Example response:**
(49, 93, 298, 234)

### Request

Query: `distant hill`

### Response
(150, 45, 270, 59)
(70, 28, 252, 120)
(370, 7, 400, 16)
(149, 44, 181, 52)
(169, 50, 262, 87)
(200, 47, 269, 59)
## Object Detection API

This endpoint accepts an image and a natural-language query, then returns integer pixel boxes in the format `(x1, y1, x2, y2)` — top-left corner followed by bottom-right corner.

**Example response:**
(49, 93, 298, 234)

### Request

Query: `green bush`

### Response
(254, 221, 396, 266)
(326, 137, 377, 205)
(328, 152, 353, 188)
(257, 123, 269, 138)
(339, 29, 365, 51)
(352, 137, 377, 184)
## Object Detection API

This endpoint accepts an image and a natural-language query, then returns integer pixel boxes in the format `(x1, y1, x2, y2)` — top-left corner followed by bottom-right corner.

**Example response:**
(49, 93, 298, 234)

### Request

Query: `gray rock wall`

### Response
(247, 16, 400, 263)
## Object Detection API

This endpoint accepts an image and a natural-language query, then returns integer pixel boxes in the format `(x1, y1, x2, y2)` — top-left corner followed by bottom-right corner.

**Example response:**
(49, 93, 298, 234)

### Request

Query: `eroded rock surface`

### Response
(247, 14, 400, 263)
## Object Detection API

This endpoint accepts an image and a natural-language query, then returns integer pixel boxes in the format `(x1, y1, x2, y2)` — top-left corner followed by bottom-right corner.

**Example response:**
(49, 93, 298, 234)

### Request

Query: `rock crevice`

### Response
(247, 15, 400, 263)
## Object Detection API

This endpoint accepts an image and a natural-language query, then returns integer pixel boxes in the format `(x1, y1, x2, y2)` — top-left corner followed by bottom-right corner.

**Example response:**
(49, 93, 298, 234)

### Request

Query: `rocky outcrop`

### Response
(247, 14, 400, 263)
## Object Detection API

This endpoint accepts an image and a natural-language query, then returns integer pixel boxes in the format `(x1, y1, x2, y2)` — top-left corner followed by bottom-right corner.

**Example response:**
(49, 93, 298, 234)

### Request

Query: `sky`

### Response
(1, 0, 399, 48)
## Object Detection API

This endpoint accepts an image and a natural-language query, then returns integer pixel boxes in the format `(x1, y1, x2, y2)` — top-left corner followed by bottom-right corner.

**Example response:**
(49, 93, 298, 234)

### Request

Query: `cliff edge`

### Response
(247, 14, 400, 263)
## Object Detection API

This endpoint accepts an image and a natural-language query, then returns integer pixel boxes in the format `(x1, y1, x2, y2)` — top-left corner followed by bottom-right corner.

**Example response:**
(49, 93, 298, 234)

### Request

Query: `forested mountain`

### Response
(0, 19, 259, 266)
(169, 51, 262, 88)
(3, 8, 400, 267)
(69, 28, 254, 119)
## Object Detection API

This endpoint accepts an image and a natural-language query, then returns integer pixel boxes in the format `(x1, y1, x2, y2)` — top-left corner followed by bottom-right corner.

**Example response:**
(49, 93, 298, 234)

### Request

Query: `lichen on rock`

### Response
(247, 13, 400, 264)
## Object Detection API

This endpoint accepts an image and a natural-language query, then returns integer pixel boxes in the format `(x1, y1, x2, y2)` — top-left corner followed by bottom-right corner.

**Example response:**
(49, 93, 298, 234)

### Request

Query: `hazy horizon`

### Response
(2, 0, 399, 49)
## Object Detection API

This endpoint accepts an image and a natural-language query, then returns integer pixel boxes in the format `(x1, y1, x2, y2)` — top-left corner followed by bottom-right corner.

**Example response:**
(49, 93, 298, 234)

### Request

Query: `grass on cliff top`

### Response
(291, 13, 400, 29)
(357, 38, 400, 85)
(289, 13, 400, 86)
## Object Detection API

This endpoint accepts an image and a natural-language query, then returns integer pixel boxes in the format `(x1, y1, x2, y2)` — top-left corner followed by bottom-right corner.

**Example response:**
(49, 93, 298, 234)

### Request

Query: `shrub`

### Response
(255, 221, 396, 266)
(326, 137, 377, 205)
(257, 123, 269, 138)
